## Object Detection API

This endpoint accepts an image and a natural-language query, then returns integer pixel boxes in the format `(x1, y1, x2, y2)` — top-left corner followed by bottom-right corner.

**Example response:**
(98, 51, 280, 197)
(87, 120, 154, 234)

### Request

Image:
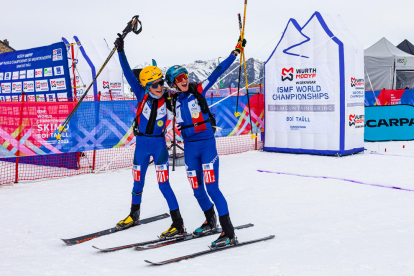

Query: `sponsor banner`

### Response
(1, 83, 11, 93)
(347, 108, 365, 135)
(53, 48, 63, 61)
(365, 105, 414, 141)
(109, 81, 123, 96)
(27, 69, 34, 78)
(44, 67, 53, 77)
(0, 42, 72, 99)
(35, 68, 42, 78)
(50, 78, 66, 91)
(53, 66, 64, 76)
(19, 70, 26, 79)
(12, 82, 22, 93)
(267, 104, 335, 134)
(12, 71, 19, 80)
(273, 63, 335, 102)
(35, 80, 49, 92)
(348, 76, 365, 101)
(23, 81, 34, 93)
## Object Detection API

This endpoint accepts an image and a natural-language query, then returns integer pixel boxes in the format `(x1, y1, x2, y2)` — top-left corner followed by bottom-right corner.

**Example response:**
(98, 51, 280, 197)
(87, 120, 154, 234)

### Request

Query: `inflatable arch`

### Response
(264, 12, 364, 156)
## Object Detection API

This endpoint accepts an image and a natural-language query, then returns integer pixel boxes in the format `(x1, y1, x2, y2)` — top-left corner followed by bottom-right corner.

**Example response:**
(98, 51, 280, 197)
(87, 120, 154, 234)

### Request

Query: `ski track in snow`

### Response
(1, 141, 414, 275)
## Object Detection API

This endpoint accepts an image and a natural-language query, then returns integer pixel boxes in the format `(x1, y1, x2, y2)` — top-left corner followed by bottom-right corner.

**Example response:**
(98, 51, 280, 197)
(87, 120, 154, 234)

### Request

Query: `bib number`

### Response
(132, 165, 141, 182)
(187, 170, 199, 189)
(202, 163, 216, 184)
(156, 164, 169, 183)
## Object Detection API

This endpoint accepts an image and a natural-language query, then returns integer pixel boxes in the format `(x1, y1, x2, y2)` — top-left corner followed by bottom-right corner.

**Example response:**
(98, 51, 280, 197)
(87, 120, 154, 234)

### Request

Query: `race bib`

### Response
(156, 164, 169, 183)
(202, 163, 216, 184)
(132, 165, 141, 182)
(187, 170, 199, 189)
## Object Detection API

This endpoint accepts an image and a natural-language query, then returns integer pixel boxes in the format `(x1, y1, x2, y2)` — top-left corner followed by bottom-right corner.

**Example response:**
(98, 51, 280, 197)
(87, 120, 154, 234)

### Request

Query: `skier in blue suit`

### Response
(165, 38, 246, 247)
(114, 35, 185, 239)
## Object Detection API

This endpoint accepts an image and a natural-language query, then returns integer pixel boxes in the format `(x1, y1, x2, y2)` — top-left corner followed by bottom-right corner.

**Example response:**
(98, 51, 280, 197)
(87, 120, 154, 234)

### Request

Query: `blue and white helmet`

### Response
(165, 65, 188, 87)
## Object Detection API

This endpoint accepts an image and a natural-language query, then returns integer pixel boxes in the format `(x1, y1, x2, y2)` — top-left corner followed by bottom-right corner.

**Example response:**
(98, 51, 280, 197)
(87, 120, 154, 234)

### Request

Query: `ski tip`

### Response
(61, 239, 72, 245)
(92, 246, 101, 250)
(144, 260, 159, 265)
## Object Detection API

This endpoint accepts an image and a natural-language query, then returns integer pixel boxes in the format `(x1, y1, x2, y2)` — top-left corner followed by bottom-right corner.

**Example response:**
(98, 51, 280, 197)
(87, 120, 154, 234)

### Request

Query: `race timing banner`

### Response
(0, 42, 72, 102)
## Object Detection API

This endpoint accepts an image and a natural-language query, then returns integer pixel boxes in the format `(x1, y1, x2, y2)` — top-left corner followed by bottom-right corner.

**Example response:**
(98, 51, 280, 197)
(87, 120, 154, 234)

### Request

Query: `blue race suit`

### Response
(118, 50, 179, 211)
(175, 52, 236, 216)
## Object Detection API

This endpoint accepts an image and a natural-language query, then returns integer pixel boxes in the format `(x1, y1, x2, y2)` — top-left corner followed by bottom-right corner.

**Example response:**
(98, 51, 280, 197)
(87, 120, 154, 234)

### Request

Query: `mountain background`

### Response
(123, 57, 264, 95)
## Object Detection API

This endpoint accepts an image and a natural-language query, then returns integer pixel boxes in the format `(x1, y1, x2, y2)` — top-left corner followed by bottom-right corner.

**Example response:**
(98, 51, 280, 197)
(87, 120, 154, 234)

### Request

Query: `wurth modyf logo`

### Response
(281, 67, 294, 81)
(349, 114, 364, 128)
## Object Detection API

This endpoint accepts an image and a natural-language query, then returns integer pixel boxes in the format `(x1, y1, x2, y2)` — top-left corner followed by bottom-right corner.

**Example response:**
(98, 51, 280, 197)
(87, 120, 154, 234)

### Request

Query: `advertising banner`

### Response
(365, 105, 414, 141)
(0, 42, 72, 102)
(264, 12, 364, 155)
(0, 93, 263, 158)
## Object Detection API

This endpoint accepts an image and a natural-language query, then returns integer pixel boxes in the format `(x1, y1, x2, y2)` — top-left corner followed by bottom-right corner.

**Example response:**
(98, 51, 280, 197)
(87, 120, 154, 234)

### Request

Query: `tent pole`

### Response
(365, 66, 379, 105)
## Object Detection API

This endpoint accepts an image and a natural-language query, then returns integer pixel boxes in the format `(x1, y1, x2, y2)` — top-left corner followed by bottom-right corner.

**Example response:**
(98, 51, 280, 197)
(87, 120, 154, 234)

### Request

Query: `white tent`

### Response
(364, 38, 414, 90)
(264, 12, 364, 156)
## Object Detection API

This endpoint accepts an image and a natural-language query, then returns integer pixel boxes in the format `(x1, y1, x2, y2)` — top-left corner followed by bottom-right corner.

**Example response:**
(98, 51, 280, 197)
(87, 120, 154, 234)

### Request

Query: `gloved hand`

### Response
(235, 37, 247, 54)
(114, 34, 124, 52)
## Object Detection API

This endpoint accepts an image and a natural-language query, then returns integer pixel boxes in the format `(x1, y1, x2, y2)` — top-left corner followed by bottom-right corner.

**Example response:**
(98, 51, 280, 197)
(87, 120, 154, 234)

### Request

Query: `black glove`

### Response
(235, 36, 247, 54)
(114, 34, 124, 52)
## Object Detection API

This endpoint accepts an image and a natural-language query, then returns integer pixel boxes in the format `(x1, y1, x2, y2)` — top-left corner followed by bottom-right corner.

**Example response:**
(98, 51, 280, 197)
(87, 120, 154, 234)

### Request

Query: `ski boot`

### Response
(211, 213, 237, 248)
(160, 209, 186, 239)
(116, 204, 140, 230)
(193, 205, 218, 237)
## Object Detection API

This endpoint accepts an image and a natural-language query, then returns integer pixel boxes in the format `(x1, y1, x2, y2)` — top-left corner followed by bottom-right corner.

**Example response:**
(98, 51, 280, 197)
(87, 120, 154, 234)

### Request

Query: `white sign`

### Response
(35, 68, 42, 78)
(44, 67, 53, 77)
(4, 72, 11, 80)
(12, 71, 19, 80)
(27, 69, 34, 78)
(35, 80, 49, 92)
(264, 12, 364, 155)
(50, 78, 66, 91)
(23, 81, 35, 92)
(12, 82, 22, 93)
(1, 83, 11, 93)
(19, 70, 26, 79)
(54, 66, 64, 76)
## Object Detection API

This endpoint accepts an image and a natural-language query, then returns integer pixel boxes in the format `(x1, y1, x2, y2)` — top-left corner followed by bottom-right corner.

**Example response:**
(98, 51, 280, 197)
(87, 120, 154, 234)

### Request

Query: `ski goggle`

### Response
(175, 73, 188, 83)
(148, 79, 164, 89)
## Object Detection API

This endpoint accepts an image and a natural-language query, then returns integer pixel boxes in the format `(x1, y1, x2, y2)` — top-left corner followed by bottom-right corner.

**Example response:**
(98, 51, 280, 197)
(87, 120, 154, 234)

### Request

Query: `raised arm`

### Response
(199, 38, 246, 96)
(115, 36, 145, 99)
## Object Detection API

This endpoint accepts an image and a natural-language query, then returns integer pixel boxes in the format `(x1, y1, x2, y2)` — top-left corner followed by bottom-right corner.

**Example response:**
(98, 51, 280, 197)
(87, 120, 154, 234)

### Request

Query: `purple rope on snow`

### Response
(257, 170, 414, 192)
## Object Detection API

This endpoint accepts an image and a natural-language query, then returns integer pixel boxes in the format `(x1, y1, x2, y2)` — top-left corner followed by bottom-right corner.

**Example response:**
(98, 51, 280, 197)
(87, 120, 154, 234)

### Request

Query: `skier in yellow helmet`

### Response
(113, 35, 185, 239)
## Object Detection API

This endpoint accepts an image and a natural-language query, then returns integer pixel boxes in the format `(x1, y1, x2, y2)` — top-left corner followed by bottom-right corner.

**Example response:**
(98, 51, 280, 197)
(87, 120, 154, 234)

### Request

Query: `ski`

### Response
(144, 235, 275, 265)
(93, 223, 253, 253)
(61, 213, 170, 245)
(136, 223, 254, 251)
(92, 234, 183, 253)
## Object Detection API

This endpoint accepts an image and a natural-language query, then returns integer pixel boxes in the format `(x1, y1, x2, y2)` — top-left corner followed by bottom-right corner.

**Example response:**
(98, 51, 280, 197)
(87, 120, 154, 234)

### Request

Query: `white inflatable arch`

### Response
(264, 12, 364, 156)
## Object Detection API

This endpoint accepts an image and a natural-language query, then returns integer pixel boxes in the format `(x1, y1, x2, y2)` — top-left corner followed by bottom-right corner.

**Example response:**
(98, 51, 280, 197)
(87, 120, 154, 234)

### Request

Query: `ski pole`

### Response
(234, 13, 243, 118)
(55, 15, 142, 140)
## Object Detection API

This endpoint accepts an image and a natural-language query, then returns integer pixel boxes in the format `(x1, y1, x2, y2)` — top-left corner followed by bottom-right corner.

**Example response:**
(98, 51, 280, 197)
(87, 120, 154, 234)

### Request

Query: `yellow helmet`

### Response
(139, 66, 163, 88)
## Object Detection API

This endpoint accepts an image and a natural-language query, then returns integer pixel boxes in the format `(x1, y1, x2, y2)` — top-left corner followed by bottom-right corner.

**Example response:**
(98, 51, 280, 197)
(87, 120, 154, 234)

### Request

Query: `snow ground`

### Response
(1, 141, 414, 276)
